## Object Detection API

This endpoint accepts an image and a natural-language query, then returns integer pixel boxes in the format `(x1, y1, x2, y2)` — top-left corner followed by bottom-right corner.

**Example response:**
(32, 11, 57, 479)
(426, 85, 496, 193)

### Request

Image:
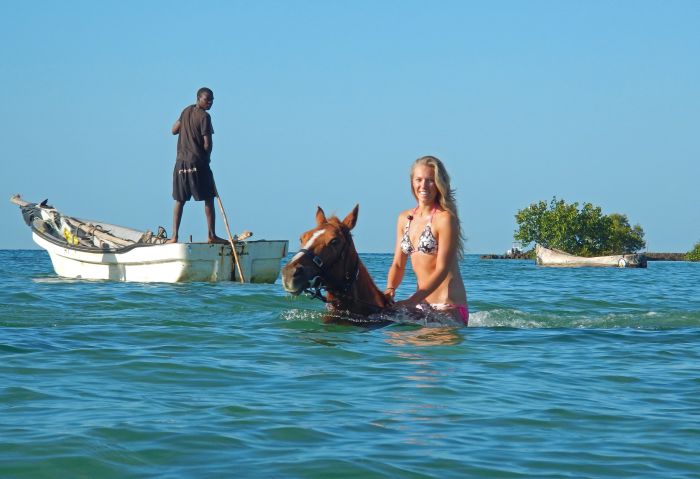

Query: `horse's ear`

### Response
(342, 204, 359, 230)
(316, 206, 327, 226)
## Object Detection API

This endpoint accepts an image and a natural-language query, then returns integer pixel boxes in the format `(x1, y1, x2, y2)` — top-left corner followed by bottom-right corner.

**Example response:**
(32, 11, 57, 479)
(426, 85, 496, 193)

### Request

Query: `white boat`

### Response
(11, 195, 288, 283)
(535, 244, 647, 268)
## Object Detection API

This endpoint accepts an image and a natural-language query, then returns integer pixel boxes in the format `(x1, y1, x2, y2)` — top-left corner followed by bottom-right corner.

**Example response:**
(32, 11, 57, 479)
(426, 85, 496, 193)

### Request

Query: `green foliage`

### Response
(605, 213, 646, 255)
(514, 197, 646, 256)
(687, 241, 700, 262)
(522, 248, 536, 260)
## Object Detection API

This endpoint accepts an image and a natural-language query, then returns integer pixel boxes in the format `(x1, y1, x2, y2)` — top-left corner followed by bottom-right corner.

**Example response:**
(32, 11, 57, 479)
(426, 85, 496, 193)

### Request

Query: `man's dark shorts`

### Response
(172, 161, 216, 202)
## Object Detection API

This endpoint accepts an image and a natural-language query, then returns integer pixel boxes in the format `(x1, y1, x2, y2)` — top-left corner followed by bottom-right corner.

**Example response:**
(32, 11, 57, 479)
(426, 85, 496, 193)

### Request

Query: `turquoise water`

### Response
(1, 250, 699, 478)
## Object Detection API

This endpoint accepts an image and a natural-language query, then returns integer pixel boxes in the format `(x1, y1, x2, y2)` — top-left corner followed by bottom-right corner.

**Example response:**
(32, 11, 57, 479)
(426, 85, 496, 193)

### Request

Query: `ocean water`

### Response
(1, 249, 699, 478)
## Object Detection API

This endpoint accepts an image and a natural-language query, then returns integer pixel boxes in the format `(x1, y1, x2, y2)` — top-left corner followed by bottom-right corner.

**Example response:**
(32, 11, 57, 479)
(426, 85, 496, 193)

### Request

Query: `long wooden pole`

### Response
(214, 188, 245, 283)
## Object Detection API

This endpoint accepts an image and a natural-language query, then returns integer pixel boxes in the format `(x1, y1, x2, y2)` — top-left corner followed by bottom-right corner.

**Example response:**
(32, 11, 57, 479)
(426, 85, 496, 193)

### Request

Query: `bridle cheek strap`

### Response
(298, 248, 330, 302)
(298, 244, 359, 303)
(298, 248, 324, 269)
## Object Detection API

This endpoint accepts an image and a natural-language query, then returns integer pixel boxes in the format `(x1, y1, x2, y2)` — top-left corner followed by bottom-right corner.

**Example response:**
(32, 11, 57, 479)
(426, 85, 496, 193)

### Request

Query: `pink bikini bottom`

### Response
(416, 303, 469, 325)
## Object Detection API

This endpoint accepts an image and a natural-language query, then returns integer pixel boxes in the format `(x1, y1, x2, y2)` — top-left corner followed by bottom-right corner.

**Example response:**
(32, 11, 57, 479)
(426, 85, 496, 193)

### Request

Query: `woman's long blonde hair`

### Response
(411, 155, 464, 258)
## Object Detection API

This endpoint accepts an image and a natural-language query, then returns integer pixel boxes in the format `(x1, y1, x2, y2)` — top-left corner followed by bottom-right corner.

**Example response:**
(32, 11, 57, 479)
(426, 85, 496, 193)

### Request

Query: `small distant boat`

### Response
(10, 194, 288, 283)
(536, 244, 647, 268)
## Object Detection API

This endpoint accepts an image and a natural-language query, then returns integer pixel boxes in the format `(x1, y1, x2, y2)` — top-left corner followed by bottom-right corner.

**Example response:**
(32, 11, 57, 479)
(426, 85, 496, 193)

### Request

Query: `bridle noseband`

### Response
(297, 232, 359, 305)
(298, 247, 332, 302)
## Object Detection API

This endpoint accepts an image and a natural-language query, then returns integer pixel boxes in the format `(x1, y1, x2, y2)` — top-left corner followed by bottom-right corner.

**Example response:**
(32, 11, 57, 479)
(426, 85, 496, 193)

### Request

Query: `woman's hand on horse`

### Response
(383, 288, 396, 306)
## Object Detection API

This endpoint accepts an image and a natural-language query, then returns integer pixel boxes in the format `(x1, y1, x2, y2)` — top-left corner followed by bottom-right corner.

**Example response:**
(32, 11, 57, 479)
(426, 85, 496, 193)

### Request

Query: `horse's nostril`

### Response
(293, 265, 305, 277)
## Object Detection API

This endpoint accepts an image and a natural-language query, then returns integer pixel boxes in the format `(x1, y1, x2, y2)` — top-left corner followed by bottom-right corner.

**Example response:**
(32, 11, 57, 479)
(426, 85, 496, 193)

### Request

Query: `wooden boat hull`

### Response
(33, 232, 288, 282)
(12, 194, 288, 283)
(536, 244, 647, 268)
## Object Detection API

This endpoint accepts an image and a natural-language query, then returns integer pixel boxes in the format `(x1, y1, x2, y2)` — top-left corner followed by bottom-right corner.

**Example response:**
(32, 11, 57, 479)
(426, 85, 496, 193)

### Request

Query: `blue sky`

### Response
(2, 1, 698, 253)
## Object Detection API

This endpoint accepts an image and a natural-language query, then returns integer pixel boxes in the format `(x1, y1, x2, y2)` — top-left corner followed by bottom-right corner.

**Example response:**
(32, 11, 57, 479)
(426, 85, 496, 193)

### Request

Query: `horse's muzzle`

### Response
(281, 261, 314, 295)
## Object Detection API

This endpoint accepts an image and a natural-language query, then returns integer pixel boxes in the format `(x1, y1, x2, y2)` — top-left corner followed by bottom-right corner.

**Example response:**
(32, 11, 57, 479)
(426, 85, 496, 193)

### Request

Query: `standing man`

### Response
(167, 87, 227, 244)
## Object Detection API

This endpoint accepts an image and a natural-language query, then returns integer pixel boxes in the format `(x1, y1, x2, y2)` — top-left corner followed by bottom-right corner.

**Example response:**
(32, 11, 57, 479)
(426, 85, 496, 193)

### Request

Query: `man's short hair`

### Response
(197, 87, 213, 99)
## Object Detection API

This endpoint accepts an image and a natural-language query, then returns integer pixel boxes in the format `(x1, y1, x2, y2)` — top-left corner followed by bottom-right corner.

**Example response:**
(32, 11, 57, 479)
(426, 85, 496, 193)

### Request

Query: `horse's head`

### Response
(282, 205, 359, 297)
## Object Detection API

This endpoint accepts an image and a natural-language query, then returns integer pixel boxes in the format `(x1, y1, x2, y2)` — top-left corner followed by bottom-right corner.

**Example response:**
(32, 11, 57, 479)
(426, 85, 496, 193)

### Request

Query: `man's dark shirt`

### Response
(176, 105, 214, 166)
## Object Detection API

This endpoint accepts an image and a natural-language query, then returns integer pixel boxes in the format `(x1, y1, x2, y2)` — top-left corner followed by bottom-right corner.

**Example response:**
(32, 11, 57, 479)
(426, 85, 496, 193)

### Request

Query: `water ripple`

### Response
(1, 251, 699, 477)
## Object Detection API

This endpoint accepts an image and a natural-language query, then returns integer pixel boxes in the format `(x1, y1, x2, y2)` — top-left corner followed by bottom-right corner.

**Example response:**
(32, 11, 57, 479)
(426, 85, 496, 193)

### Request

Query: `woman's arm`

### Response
(385, 213, 408, 302)
(402, 212, 459, 304)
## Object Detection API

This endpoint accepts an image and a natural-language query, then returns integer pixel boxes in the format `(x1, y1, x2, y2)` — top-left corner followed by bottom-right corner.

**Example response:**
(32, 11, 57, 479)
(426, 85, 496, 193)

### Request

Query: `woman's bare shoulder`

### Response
(433, 207, 455, 219)
(433, 209, 458, 227)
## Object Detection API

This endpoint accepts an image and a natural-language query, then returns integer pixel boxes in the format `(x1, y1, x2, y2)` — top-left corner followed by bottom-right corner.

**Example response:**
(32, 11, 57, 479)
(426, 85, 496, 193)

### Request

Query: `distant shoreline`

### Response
(0, 249, 693, 262)
(644, 252, 688, 261)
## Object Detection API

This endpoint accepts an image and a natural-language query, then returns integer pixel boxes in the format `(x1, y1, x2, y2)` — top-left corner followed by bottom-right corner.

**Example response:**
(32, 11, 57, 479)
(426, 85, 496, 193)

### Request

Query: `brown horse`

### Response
(281, 205, 390, 320)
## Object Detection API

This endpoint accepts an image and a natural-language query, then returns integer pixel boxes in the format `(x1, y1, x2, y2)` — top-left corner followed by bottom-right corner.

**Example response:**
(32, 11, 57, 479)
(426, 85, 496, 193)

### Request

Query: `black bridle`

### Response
(295, 230, 388, 317)
(298, 231, 360, 305)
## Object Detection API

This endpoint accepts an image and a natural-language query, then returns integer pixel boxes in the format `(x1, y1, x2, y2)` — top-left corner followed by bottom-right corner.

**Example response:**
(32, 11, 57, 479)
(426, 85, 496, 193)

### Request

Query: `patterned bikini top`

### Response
(400, 207, 438, 256)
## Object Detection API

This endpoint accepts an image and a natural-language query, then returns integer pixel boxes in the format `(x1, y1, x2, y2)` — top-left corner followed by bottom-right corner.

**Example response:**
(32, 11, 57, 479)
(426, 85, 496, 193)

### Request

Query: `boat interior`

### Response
(20, 199, 168, 252)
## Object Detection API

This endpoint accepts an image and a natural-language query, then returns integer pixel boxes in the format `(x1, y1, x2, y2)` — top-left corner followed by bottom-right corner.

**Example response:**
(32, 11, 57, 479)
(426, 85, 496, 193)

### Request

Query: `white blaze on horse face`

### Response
(291, 229, 326, 263)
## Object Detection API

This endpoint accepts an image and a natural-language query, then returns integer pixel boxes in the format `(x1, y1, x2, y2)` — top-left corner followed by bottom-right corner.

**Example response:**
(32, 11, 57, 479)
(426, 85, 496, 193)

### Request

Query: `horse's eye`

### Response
(330, 238, 339, 246)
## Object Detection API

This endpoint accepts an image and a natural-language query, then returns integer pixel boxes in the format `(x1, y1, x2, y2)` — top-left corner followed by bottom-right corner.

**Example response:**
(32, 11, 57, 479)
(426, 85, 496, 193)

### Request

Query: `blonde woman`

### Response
(385, 156, 468, 325)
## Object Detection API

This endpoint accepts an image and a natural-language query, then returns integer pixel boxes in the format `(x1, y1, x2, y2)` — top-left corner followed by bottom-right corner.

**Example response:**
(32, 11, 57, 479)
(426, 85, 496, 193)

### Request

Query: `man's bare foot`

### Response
(165, 237, 178, 244)
(208, 236, 229, 244)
